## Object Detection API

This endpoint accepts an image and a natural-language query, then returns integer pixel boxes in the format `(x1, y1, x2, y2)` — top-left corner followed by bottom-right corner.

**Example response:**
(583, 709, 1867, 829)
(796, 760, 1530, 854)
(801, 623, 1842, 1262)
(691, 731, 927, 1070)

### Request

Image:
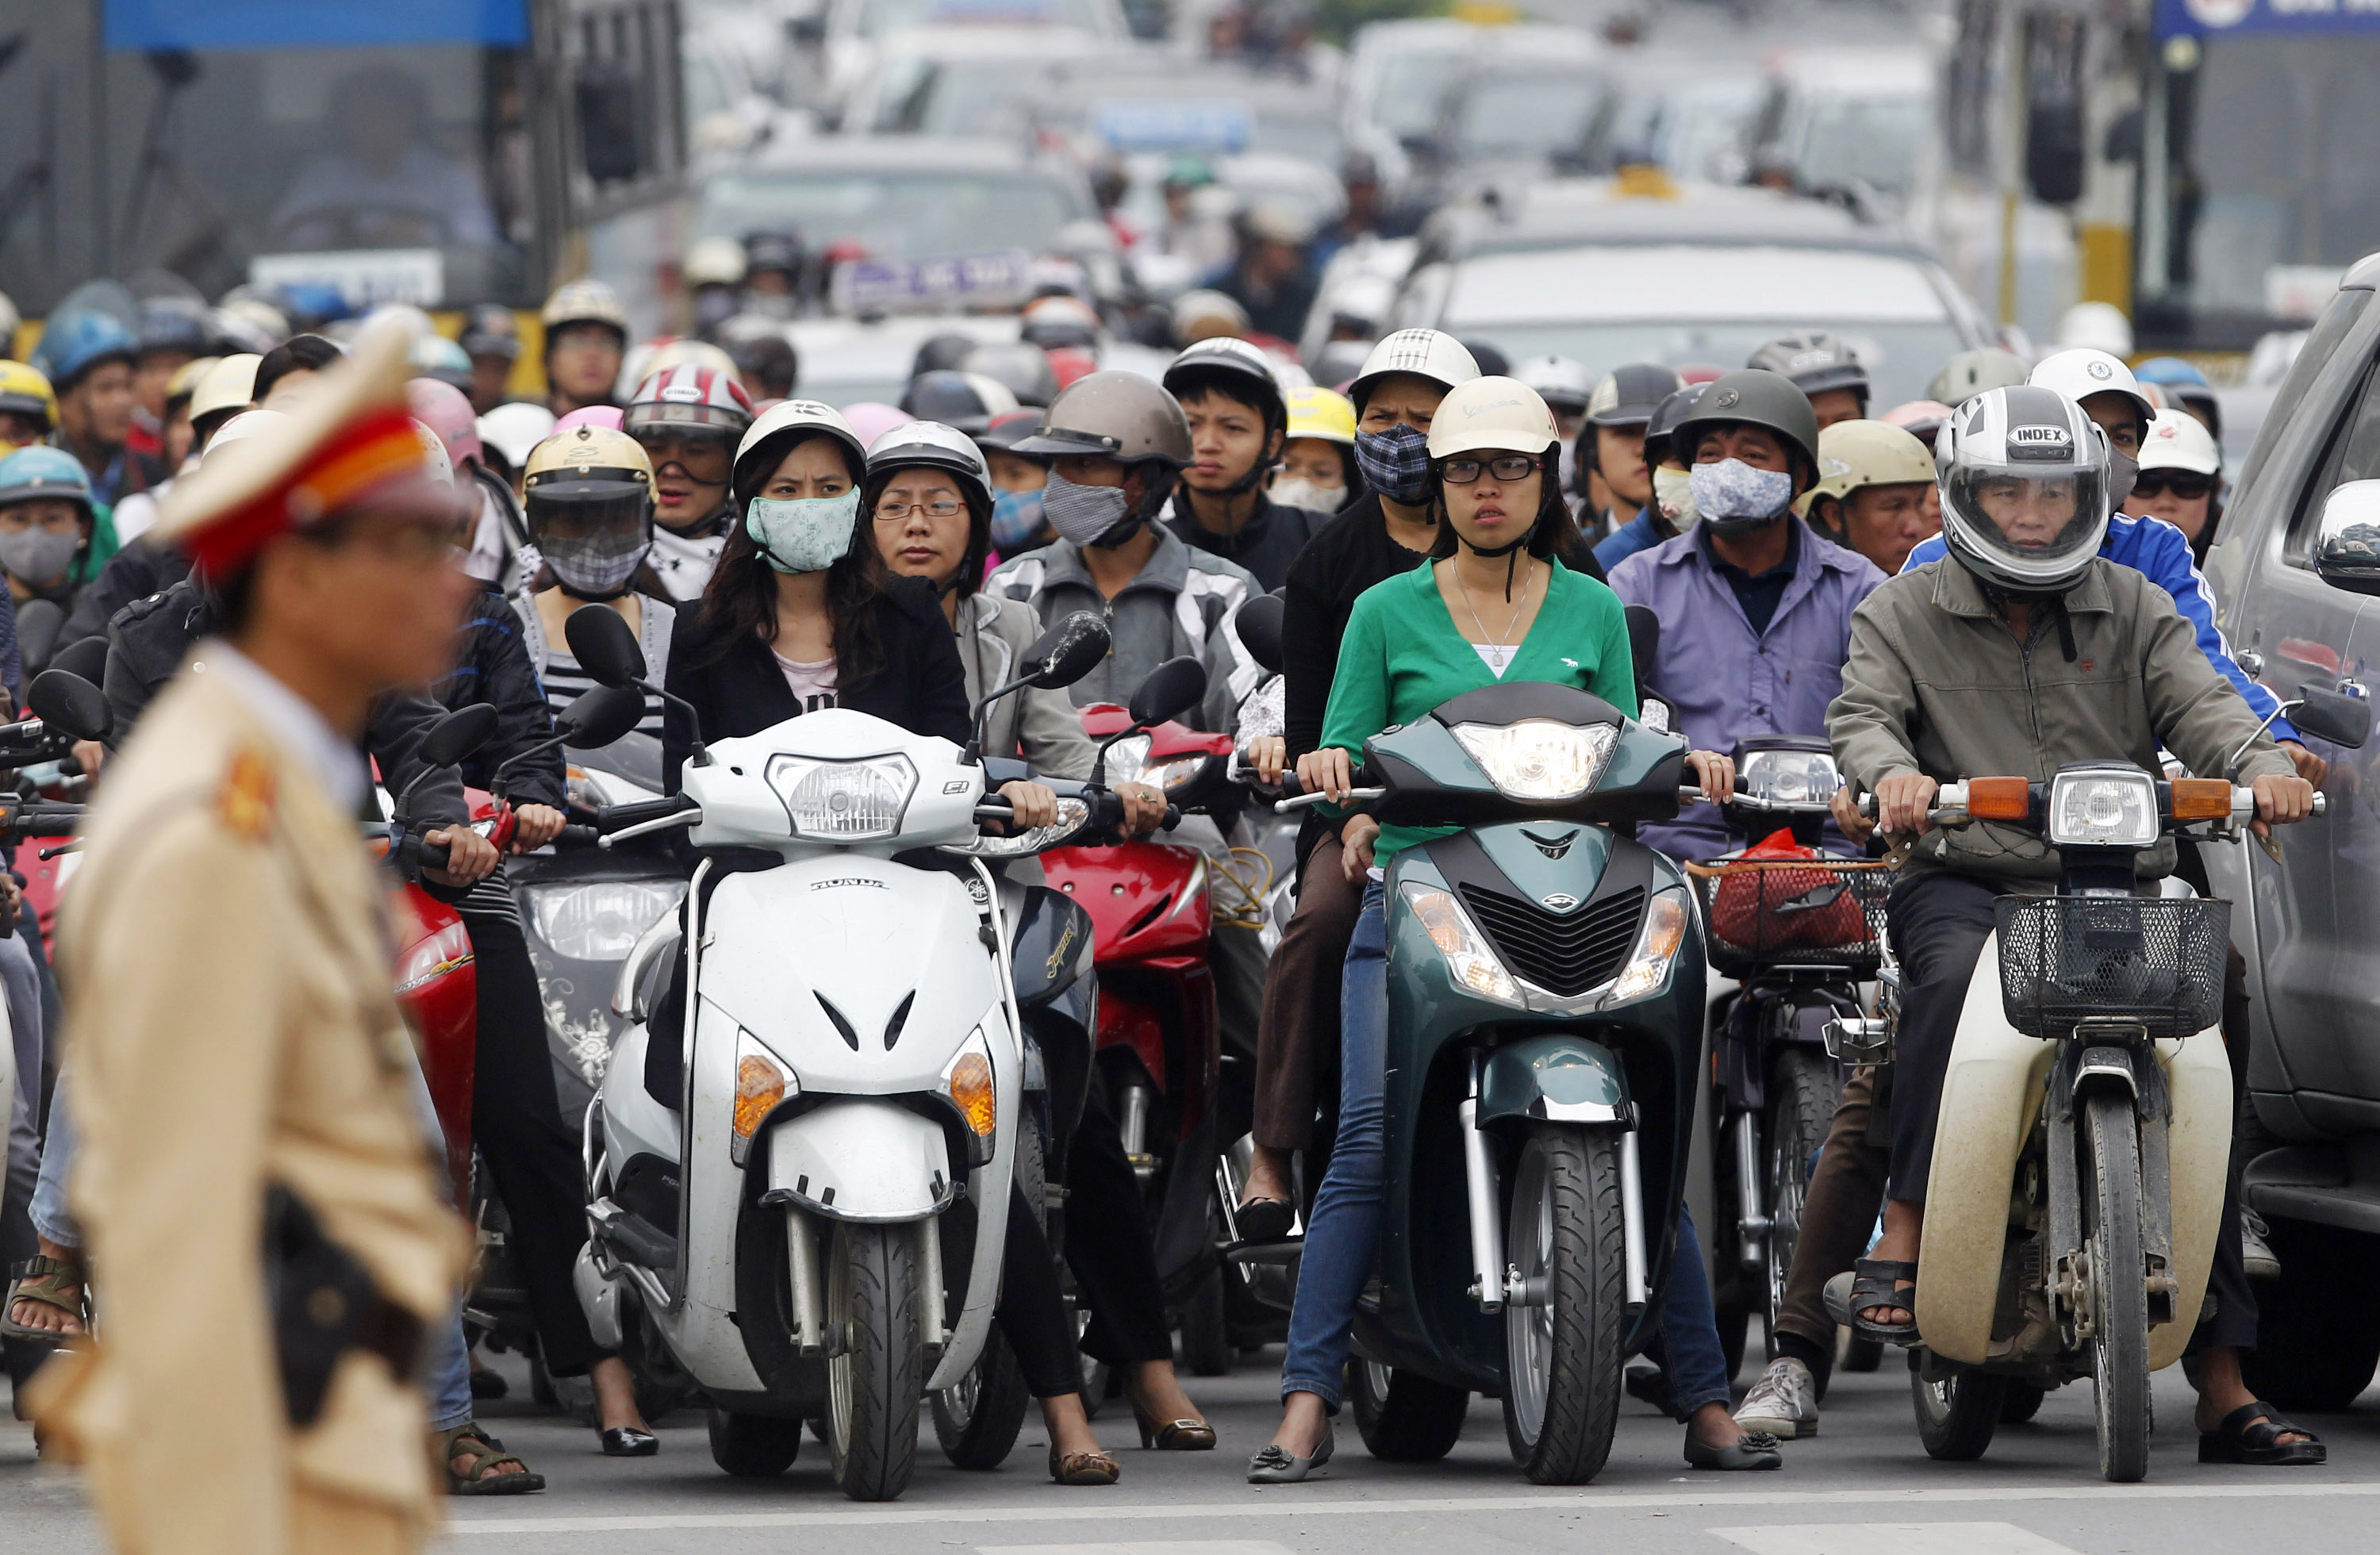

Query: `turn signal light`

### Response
(948, 1051, 996, 1138)
(730, 1038, 792, 1166)
(1967, 777, 2031, 820)
(2170, 778, 2232, 820)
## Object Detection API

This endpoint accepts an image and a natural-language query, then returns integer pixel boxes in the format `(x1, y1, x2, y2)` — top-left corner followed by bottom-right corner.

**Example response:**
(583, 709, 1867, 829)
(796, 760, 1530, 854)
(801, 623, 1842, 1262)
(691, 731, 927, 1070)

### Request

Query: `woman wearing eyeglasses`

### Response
(2125, 409, 2224, 566)
(1248, 379, 1753, 1483)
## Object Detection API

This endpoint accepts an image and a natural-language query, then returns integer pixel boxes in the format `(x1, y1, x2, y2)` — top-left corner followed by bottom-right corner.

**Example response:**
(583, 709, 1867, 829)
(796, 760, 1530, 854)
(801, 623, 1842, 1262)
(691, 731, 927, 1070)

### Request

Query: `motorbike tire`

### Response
(1840, 1334, 1886, 1374)
(1763, 1048, 1836, 1361)
(1178, 1263, 1233, 1376)
(1349, 1358, 1468, 1461)
(2243, 1219, 2380, 1412)
(1499, 1125, 1626, 1484)
(825, 1220, 923, 1502)
(1999, 1381, 2048, 1424)
(2083, 1092, 2152, 1484)
(708, 1406, 803, 1477)
(1910, 1350, 2006, 1461)
(931, 1328, 1031, 1470)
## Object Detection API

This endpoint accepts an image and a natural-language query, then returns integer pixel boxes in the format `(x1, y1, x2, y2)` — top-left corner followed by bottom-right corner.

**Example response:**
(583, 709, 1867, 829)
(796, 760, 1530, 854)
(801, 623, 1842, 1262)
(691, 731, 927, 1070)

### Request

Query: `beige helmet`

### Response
(1424, 377, 1560, 459)
(1349, 328, 1480, 412)
(1798, 419, 1937, 516)
(188, 352, 263, 446)
(523, 424, 655, 597)
(1011, 370, 1193, 467)
(541, 278, 631, 340)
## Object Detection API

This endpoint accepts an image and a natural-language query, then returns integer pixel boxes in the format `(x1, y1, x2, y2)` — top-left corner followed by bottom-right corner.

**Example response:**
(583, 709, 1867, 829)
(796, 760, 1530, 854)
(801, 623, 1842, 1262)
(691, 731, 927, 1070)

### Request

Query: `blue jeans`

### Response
(1278, 880, 1736, 1415)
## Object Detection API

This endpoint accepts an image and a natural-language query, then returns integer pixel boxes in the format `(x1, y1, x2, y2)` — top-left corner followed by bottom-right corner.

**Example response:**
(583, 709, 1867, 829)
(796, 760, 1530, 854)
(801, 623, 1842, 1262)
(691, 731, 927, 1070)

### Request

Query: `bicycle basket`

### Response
(1685, 858, 1893, 977)
(1992, 895, 2230, 1039)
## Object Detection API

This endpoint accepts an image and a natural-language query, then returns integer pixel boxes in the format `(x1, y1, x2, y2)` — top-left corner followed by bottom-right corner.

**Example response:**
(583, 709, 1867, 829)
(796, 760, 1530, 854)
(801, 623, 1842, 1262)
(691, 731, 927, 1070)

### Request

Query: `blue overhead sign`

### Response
(104, 0, 529, 51)
(1092, 100, 1253, 154)
(2156, 0, 2380, 37)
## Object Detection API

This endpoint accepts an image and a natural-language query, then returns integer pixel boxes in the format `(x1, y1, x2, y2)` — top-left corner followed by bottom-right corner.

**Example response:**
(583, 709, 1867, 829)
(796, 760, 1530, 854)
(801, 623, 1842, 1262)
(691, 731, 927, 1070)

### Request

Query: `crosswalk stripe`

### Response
(1710, 1522, 2086, 1555)
(979, 1542, 1298, 1555)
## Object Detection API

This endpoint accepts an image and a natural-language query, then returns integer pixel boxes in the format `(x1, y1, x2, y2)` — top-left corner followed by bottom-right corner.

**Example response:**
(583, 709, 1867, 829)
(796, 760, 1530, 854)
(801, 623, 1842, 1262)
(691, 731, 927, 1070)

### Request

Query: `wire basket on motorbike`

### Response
(1684, 849, 1891, 979)
(1992, 894, 2229, 1040)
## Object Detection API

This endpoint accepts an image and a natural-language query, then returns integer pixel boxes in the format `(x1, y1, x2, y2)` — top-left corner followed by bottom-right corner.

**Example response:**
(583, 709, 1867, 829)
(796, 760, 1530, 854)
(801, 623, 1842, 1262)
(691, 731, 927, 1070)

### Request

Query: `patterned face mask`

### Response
(1353, 423, 1432, 505)
(989, 486, 1046, 551)
(745, 489, 861, 574)
(1043, 471, 1136, 547)
(1687, 458, 1795, 538)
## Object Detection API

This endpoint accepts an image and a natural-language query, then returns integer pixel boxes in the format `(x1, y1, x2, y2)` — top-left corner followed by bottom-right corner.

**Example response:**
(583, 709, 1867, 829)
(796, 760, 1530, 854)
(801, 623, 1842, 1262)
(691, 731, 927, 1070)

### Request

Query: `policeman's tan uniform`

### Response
(29, 320, 469, 1555)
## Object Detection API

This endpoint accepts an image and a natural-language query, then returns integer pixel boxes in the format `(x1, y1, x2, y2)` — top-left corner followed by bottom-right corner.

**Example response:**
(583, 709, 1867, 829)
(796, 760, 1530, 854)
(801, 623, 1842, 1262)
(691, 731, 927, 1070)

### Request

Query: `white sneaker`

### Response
(1733, 1356, 1818, 1440)
(2241, 1206, 2281, 1281)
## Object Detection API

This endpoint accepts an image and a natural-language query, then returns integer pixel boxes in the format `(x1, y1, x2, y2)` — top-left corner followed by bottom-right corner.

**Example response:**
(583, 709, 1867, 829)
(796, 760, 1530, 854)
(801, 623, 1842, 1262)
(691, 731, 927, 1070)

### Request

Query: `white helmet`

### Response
(733, 397, 866, 497)
(1937, 385, 2111, 594)
(478, 401, 558, 472)
(2138, 408, 2221, 477)
(865, 418, 993, 515)
(203, 408, 293, 457)
(2028, 348, 2156, 433)
(1512, 354, 1594, 416)
(1425, 376, 1561, 460)
(2054, 301, 2133, 359)
(1349, 329, 1480, 411)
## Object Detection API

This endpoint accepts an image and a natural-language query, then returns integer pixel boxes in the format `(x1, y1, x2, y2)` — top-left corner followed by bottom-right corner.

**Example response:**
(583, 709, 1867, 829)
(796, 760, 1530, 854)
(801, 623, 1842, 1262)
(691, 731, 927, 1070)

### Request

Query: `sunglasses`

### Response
(1441, 455, 1540, 485)
(2131, 470, 2215, 501)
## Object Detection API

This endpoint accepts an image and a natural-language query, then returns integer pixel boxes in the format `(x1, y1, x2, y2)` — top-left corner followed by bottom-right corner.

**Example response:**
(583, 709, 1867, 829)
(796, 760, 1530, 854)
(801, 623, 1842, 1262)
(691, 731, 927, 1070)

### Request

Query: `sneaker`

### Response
(1734, 1356, 1819, 1440)
(2241, 1206, 2281, 1282)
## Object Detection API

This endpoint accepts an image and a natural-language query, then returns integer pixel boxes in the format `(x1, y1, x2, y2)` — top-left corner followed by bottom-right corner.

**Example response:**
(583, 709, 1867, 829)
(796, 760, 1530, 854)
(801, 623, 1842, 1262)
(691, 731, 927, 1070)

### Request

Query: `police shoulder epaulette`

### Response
(215, 747, 278, 842)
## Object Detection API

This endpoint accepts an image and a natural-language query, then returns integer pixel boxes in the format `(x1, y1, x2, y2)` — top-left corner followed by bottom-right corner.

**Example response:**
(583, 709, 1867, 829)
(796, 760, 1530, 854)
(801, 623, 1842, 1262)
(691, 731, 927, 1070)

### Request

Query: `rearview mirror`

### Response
(418, 703, 500, 768)
(1235, 592, 1285, 676)
(560, 684, 646, 750)
(51, 633, 109, 688)
(1127, 656, 1207, 728)
(14, 600, 63, 679)
(1023, 611, 1111, 691)
(2313, 481, 2380, 597)
(564, 603, 650, 689)
(2293, 683, 2373, 751)
(27, 669, 109, 742)
(1625, 604, 1660, 691)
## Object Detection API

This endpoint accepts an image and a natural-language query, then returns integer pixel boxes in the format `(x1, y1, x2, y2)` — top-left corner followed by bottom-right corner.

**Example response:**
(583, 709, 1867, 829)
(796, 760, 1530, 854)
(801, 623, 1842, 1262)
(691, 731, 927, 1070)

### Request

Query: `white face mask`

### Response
(1653, 465, 1699, 532)
(745, 490, 861, 574)
(1269, 474, 1348, 513)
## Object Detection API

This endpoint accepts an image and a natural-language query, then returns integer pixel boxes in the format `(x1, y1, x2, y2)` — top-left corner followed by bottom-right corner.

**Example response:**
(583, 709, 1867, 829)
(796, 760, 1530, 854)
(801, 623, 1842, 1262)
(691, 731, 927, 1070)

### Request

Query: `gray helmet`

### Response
(1011, 370, 1193, 467)
(962, 340, 1060, 408)
(1928, 347, 2031, 409)
(1747, 330, 1868, 405)
(1640, 382, 1709, 470)
(1162, 336, 1287, 433)
(1587, 362, 1686, 428)
(1937, 384, 2111, 595)
(1668, 369, 1821, 481)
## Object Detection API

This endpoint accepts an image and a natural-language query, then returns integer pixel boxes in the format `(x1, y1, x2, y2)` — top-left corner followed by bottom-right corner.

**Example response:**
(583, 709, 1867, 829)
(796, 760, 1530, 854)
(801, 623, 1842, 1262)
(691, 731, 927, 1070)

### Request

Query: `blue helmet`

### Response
(2132, 356, 2210, 390)
(0, 445, 95, 517)
(29, 310, 136, 390)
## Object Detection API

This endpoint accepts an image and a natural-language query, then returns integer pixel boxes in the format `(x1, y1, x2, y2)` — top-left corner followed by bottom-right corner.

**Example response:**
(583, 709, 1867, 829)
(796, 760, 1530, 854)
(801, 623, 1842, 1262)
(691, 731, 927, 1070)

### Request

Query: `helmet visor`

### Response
(628, 423, 735, 485)
(1947, 466, 2106, 575)
(624, 400, 749, 435)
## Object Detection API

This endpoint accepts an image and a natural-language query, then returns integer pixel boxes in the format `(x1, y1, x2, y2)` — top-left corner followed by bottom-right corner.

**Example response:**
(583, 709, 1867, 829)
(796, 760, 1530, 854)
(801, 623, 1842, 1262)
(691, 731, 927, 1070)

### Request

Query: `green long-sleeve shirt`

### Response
(1318, 558, 1640, 863)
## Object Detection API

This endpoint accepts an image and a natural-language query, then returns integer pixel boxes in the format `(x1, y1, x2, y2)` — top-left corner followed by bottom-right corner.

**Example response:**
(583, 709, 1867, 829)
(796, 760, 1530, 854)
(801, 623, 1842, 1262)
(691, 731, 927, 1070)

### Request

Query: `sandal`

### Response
(1846, 1257, 1920, 1345)
(2198, 1400, 2326, 1466)
(2, 1255, 87, 1341)
(1048, 1446, 1121, 1485)
(440, 1423, 547, 1495)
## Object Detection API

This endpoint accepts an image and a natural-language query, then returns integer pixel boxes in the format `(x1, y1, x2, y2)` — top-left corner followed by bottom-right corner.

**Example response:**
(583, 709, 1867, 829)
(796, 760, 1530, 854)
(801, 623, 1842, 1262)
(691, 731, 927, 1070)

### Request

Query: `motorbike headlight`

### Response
(2048, 769, 2157, 848)
(765, 753, 917, 840)
(1738, 748, 1843, 809)
(1449, 719, 1618, 801)
(1608, 890, 1690, 1003)
(946, 796, 1092, 858)
(940, 1027, 998, 1140)
(1399, 882, 1522, 1006)
(730, 1029, 798, 1166)
(1102, 731, 1207, 791)
(525, 879, 686, 962)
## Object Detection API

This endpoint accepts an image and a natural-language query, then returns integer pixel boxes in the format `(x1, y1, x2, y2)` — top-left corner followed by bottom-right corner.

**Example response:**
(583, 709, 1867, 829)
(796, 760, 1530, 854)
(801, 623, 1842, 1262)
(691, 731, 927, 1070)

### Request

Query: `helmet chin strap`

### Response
(1457, 525, 1535, 601)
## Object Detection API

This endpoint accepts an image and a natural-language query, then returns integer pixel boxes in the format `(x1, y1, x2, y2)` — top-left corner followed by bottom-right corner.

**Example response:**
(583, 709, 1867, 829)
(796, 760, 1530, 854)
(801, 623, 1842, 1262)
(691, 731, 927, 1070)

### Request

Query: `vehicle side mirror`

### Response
(1128, 656, 1207, 728)
(1235, 592, 1285, 675)
(51, 633, 109, 688)
(419, 703, 500, 768)
(2293, 682, 2374, 751)
(2313, 481, 2380, 597)
(564, 603, 650, 689)
(560, 684, 646, 750)
(1023, 610, 1111, 690)
(14, 600, 63, 679)
(1625, 603, 1660, 691)
(26, 669, 109, 743)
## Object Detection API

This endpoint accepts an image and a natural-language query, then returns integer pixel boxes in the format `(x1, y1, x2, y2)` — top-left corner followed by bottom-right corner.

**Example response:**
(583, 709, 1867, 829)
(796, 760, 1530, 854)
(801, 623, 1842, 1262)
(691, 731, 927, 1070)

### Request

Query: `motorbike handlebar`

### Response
(1851, 780, 2328, 827)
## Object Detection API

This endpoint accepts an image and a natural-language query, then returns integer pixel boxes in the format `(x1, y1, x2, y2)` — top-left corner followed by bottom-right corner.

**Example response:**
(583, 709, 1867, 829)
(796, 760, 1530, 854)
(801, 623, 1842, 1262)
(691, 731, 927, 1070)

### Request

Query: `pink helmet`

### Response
(1882, 398, 1957, 441)
(406, 378, 484, 470)
(839, 401, 915, 447)
(555, 405, 624, 434)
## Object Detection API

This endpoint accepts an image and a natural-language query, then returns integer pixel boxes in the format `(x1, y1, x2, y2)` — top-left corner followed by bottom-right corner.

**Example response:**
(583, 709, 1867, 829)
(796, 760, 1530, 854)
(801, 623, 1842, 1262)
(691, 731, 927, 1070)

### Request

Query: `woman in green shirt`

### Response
(1248, 381, 1772, 1482)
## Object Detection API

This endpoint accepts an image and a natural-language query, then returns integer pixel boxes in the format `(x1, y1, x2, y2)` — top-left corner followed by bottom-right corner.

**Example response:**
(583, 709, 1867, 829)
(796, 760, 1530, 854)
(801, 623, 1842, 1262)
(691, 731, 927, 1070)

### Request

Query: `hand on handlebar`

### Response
(1831, 784, 1876, 844)
(510, 803, 566, 853)
(1114, 780, 1168, 837)
(424, 825, 500, 887)
(1243, 735, 1288, 785)
(1685, 750, 1735, 804)
(1299, 747, 1358, 804)
(1875, 772, 1940, 837)
(71, 740, 106, 781)
(2251, 771, 2317, 838)
(997, 779, 1058, 832)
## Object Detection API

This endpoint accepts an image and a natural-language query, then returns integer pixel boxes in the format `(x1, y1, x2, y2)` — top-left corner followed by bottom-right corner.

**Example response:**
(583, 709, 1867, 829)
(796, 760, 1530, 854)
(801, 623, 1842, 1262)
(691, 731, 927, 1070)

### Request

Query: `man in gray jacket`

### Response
(1823, 385, 2317, 1460)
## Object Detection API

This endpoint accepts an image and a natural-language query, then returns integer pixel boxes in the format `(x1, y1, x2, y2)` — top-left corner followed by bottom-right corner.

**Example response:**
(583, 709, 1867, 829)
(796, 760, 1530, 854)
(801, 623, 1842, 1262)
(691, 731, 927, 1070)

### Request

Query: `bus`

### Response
(0, 0, 688, 321)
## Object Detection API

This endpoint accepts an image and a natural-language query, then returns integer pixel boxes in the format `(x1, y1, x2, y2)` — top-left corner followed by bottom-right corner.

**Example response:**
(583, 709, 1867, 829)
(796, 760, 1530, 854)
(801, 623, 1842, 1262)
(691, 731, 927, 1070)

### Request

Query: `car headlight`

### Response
(526, 879, 686, 962)
(1103, 732, 1208, 791)
(1738, 747, 1843, 808)
(2048, 769, 2157, 848)
(730, 1028, 798, 1166)
(946, 796, 1092, 858)
(1399, 881, 1522, 1006)
(765, 753, 917, 840)
(1608, 890, 1690, 1003)
(1450, 719, 1618, 801)
(940, 1027, 998, 1141)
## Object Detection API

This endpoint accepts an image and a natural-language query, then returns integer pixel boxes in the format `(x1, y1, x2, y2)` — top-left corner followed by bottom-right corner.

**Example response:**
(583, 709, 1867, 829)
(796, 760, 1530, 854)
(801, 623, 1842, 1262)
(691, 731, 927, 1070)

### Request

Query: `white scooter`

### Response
(566, 605, 1115, 1501)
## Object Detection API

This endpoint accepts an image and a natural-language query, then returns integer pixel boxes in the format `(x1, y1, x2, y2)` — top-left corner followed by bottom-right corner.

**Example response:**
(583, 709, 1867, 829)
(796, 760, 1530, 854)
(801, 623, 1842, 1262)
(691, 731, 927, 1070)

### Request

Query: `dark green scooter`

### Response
(1281, 679, 1708, 1483)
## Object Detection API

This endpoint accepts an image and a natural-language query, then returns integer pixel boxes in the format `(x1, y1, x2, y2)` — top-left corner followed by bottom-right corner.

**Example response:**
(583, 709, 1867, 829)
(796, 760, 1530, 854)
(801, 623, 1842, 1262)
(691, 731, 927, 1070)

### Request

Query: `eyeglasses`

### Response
(874, 499, 967, 521)
(2130, 470, 2215, 501)
(1440, 455, 1539, 486)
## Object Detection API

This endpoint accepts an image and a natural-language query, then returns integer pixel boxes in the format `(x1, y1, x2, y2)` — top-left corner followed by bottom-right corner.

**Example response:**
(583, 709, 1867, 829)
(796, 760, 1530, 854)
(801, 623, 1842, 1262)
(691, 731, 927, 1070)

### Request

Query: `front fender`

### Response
(763, 1100, 958, 1222)
(1477, 1034, 1628, 1127)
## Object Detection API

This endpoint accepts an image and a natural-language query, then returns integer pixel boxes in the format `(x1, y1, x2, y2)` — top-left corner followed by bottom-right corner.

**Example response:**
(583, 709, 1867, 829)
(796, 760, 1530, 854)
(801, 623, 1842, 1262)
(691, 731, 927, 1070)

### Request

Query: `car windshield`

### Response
(697, 170, 1084, 261)
(1453, 72, 1606, 162)
(1795, 95, 1927, 194)
(850, 0, 1110, 36)
(1369, 51, 1468, 141)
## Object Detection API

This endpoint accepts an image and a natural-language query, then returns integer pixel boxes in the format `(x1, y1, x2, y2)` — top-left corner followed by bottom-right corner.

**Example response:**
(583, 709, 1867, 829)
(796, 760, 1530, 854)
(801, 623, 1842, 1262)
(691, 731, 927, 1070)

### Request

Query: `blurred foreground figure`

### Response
(29, 317, 470, 1554)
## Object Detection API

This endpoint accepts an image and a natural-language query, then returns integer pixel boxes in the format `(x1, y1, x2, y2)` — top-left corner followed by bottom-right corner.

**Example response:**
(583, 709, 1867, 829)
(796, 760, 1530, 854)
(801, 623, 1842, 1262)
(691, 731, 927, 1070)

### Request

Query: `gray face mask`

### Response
(1044, 470, 1138, 547)
(0, 527, 80, 587)
(1687, 458, 1795, 539)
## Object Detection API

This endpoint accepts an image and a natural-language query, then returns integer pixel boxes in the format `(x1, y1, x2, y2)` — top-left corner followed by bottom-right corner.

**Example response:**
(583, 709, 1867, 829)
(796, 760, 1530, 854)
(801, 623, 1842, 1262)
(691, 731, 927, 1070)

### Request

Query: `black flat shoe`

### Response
(1685, 1429, 1783, 1470)
(599, 1426, 659, 1457)
(1236, 1197, 1296, 1244)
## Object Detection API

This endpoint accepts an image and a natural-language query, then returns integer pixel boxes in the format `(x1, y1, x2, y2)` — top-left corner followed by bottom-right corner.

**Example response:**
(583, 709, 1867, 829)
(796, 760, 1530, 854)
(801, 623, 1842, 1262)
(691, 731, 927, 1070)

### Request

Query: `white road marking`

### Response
(1710, 1523, 2085, 1555)
(980, 1543, 1298, 1555)
(447, 1480, 2380, 1534)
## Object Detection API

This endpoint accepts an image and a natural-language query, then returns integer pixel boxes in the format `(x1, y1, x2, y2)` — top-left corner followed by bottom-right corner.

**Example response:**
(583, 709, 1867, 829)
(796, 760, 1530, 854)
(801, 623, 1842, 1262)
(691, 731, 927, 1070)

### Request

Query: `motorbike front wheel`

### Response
(826, 1221, 923, 1501)
(1500, 1125, 1626, 1484)
(1910, 1350, 2005, 1461)
(2084, 1092, 2152, 1484)
(1764, 1046, 1836, 1361)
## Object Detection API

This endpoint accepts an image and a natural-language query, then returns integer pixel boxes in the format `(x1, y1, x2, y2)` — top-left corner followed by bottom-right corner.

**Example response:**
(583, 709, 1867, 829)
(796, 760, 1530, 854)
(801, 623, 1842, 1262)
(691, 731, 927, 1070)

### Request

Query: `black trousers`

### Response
(460, 907, 612, 1377)
(1066, 1078, 1175, 1368)
(994, 1181, 1084, 1400)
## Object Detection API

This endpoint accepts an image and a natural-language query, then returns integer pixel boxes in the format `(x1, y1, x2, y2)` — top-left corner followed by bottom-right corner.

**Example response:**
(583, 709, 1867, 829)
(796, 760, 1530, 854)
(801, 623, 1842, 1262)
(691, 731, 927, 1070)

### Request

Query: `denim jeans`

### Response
(1278, 879, 1738, 1415)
